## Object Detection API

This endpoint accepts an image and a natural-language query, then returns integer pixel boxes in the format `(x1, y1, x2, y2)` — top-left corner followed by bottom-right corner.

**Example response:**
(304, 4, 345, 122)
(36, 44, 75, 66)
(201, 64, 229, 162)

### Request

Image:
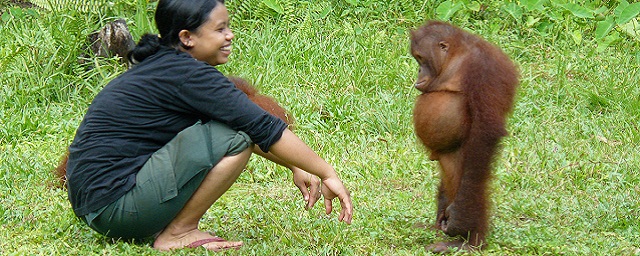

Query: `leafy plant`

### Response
(227, 0, 299, 24)
(435, 0, 482, 21)
(433, 0, 640, 51)
(228, 0, 432, 27)
(27, 0, 110, 12)
(598, 1, 640, 41)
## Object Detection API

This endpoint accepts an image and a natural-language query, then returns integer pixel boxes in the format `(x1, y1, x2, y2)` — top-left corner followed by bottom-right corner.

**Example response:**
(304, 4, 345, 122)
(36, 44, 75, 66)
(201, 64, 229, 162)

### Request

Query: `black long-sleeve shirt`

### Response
(67, 47, 288, 216)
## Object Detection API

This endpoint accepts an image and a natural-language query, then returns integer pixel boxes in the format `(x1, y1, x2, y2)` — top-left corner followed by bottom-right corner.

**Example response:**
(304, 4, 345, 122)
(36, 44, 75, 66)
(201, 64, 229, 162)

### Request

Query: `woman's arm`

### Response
(266, 129, 353, 224)
(252, 146, 321, 210)
(267, 129, 336, 179)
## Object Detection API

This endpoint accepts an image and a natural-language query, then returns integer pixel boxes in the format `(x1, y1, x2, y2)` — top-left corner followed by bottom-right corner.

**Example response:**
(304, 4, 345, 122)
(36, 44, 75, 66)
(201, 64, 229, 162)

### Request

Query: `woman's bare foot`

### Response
(153, 229, 243, 251)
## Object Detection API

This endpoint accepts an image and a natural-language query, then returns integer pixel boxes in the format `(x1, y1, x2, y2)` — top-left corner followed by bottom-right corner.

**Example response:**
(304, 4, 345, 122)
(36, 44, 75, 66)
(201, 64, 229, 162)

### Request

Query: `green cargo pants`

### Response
(83, 121, 252, 239)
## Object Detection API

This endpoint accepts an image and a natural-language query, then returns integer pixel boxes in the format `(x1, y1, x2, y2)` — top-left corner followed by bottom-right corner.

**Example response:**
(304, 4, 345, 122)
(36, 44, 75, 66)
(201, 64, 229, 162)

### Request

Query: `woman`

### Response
(66, 0, 353, 251)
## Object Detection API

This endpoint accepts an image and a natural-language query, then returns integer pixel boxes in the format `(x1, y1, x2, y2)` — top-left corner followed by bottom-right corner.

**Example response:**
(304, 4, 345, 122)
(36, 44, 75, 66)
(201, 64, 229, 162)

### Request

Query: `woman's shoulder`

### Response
(154, 47, 199, 64)
(130, 48, 216, 75)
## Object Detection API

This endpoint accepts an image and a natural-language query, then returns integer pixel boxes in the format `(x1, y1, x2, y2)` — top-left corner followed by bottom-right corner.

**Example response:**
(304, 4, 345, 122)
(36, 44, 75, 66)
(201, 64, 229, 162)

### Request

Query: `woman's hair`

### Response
(128, 0, 225, 63)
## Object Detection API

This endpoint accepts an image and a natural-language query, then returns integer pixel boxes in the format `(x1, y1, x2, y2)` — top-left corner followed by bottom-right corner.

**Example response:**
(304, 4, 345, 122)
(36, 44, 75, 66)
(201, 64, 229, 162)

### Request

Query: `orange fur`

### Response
(411, 21, 518, 252)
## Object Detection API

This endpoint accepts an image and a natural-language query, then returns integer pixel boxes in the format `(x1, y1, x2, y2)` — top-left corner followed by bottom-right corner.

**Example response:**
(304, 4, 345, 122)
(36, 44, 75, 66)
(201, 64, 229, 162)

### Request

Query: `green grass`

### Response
(1, 0, 639, 255)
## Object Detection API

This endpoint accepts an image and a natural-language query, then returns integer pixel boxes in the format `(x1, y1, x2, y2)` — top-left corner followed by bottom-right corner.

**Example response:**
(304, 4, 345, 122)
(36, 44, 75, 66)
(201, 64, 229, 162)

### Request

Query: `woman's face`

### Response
(181, 4, 234, 66)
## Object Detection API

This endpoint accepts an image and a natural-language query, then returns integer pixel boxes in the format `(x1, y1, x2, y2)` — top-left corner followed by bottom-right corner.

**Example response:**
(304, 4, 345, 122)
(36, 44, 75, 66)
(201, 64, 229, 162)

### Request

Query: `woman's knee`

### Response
(220, 147, 252, 171)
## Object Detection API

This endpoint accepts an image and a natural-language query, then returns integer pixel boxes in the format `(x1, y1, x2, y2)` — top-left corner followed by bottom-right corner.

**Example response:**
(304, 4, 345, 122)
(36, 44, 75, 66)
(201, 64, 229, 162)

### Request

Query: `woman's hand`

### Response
(321, 176, 353, 224)
(266, 130, 353, 224)
(291, 167, 321, 210)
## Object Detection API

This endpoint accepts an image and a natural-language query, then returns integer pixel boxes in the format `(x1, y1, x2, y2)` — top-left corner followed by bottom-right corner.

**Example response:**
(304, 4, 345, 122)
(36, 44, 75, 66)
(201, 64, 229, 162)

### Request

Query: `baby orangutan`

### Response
(410, 21, 518, 252)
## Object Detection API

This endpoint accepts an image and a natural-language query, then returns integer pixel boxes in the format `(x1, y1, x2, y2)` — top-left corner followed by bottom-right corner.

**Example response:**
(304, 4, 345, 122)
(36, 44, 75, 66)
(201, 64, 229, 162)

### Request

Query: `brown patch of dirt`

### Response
(1, 0, 35, 16)
(9, 0, 35, 8)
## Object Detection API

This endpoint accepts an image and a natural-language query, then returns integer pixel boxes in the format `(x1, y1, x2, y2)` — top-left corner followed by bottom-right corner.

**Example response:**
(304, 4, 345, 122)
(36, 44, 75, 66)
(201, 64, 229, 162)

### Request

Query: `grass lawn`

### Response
(1, 0, 639, 255)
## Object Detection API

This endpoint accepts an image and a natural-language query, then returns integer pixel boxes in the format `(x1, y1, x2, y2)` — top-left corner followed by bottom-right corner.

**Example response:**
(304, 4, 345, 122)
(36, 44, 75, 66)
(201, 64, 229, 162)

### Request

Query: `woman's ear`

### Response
(178, 29, 193, 48)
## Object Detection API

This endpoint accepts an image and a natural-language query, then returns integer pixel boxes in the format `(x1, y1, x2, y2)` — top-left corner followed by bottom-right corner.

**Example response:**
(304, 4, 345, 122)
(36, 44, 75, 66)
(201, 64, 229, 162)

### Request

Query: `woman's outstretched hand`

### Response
(321, 176, 353, 224)
(291, 167, 321, 210)
(266, 129, 353, 224)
